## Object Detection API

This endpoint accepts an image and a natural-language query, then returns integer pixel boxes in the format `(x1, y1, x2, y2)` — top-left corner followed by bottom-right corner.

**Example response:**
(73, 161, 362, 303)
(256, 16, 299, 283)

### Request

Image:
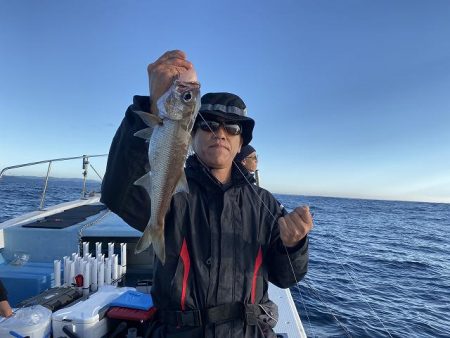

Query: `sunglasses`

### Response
(197, 120, 242, 136)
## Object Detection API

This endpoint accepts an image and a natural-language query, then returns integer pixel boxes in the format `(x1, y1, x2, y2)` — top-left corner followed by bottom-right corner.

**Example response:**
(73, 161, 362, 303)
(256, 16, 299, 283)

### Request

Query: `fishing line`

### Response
(314, 219, 394, 338)
(194, 113, 355, 336)
(194, 112, 331, 336)
(295, 279, 315, 337)
(304, 279, 353, 338)
(236, 184, 351, 337)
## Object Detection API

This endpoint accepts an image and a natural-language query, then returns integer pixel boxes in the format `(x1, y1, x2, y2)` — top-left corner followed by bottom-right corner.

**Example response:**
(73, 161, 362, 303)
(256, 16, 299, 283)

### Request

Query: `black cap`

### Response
(196, 92, 255, 146)
(235, 144, 256, 162)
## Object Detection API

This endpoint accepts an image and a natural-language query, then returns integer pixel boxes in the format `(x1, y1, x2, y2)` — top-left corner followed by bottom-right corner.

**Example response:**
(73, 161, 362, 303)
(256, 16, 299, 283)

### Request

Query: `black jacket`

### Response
(101, 96, 308, 337)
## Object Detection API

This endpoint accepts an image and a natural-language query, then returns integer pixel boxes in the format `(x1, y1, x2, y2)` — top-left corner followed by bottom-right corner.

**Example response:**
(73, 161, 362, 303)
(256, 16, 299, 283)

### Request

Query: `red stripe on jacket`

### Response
(180, 238, 191, 311)
(251, 247, 263, 304)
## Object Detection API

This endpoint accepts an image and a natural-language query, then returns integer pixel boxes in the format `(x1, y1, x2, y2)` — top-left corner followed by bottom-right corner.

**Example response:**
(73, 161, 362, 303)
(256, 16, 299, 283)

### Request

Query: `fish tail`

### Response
(135, 225, 166, 264)
(151, 229, 166, 264)
(135, 226, 152, 254)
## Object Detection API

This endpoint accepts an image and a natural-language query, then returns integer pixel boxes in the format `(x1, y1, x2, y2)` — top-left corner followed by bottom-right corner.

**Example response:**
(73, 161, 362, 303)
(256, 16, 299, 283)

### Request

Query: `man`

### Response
(101, 50, 312, 337)
(235, 144, 258, 174)
(235, 144, 260, 186)
(0, 280, 13, 318)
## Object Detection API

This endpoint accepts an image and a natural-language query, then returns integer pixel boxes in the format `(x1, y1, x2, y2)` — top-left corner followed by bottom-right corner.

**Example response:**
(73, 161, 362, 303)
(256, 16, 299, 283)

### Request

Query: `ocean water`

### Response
(0, 176, 102, 223)
(276, 194, 450, 338)
(1, 176, 449, 337)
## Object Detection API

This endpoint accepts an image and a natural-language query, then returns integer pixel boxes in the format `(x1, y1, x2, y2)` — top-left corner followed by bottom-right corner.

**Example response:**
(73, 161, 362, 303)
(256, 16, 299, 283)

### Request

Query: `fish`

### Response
(134, 68, 201, 264)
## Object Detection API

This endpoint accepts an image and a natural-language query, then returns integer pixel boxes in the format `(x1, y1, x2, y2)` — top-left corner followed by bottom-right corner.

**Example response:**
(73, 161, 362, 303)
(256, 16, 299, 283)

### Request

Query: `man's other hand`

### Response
(278, 206, 313, 247)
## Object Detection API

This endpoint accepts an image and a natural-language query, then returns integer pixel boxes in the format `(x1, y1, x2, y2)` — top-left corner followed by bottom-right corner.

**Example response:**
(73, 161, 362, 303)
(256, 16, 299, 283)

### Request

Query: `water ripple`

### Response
(276, 194, 450, 337)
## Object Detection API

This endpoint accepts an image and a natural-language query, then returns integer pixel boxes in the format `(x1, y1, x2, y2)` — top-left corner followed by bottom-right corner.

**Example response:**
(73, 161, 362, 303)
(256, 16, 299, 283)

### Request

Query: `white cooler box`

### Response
(52, 285, 135, 338)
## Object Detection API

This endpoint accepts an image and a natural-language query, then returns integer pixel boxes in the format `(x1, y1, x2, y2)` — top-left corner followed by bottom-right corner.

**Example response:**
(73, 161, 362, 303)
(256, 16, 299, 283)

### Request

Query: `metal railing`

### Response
(0, 154, 107, 210)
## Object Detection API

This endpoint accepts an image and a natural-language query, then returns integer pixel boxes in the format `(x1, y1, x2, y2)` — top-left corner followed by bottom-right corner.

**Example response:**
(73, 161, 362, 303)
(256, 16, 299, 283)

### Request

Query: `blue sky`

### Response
(1, 0, 449, 203)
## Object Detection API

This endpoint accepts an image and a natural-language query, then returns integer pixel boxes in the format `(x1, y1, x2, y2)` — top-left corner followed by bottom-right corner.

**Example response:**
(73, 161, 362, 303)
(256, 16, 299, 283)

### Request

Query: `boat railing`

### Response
(0, 154, 107, 210)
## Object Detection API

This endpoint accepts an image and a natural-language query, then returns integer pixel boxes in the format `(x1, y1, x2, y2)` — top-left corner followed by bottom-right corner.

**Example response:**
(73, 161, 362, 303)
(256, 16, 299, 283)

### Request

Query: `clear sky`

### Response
(1, 0, 449, 203)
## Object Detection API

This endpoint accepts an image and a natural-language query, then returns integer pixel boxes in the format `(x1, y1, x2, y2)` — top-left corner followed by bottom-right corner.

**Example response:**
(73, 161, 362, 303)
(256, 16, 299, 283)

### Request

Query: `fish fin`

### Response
(135, 110, 163, 127)
(174, 172, 189, 194)
(135, 225, 166, 264)
(134, 172, 152, 196)
(133, 128, 153, 140)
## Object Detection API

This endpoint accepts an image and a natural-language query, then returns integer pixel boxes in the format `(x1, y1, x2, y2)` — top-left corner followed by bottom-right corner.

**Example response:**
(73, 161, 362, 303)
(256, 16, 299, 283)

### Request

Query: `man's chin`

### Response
(208, 147, 229, 157)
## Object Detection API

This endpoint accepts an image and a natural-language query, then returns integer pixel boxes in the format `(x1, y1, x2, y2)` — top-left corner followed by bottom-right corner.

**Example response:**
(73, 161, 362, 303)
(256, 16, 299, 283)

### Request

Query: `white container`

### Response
(52, 285, 134, 338)
(0, 305, 51, 338)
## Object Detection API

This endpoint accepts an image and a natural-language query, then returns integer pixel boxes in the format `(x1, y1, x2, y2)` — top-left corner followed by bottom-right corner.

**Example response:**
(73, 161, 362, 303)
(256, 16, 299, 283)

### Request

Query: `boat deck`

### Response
(0, 197, 306, 337)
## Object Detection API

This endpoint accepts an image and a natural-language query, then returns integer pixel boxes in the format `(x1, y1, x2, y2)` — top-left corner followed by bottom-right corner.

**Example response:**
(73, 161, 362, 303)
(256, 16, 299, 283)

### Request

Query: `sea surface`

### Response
(276, 194, 450, 338)
(1, 176, 449, 337)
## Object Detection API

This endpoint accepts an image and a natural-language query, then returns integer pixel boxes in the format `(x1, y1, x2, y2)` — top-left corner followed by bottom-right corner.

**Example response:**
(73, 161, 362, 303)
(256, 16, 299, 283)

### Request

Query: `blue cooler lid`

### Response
(109, 290, 153, 311)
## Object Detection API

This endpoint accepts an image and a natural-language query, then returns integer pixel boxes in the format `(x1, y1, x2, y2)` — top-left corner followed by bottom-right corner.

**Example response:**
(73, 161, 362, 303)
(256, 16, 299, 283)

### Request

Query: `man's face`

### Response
(242, 151, 258, 172)
(192, 118, 243, 170)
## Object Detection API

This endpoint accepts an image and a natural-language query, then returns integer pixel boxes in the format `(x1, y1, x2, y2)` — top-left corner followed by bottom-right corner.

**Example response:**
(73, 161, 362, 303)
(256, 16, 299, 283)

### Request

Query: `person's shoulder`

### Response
(131, 95, 151, 110)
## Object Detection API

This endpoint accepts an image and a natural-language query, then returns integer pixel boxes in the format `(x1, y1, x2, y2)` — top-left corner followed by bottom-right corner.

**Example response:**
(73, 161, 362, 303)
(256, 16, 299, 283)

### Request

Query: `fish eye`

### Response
(183, 91, 192, 102)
